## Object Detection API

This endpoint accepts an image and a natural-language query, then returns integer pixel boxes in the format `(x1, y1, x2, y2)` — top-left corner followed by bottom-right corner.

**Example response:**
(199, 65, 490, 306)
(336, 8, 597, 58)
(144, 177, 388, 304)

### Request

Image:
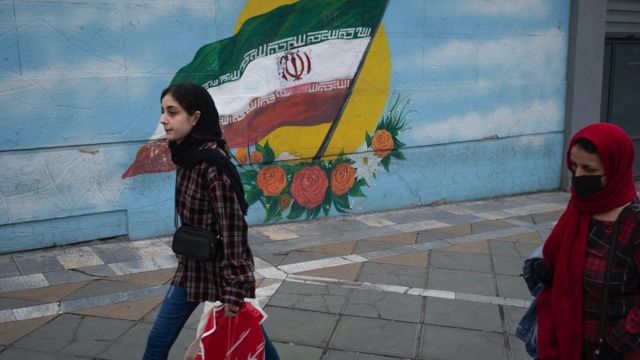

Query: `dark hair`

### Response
(574, 137, 597, 154)
(161, 83, 223, 142)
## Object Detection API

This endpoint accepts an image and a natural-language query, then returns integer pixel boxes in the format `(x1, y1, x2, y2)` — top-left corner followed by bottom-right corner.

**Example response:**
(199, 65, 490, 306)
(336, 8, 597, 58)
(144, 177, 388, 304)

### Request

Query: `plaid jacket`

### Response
(172, 142, 255, 307)
(583, 202, 640, 357)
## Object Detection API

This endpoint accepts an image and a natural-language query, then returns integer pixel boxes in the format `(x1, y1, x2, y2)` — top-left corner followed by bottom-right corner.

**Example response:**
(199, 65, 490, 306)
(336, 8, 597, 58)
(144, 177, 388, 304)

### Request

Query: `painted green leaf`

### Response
(287, 201, 305, 220)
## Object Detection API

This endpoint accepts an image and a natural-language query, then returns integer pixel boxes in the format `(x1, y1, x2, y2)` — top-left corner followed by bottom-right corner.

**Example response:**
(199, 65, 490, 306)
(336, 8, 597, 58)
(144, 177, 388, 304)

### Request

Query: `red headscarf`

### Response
(537, 123, 637, 359)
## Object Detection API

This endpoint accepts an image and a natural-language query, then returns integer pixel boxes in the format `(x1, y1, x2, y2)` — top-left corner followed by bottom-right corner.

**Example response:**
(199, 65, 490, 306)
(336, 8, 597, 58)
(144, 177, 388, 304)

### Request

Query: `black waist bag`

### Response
(172, 224, 220, 261)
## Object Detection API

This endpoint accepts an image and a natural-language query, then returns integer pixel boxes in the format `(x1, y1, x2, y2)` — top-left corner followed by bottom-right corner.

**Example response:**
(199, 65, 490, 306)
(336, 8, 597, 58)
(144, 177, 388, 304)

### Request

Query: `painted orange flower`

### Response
(235, 148, 248, 165)
(278, 194, 292, 210)
(291, 166, 328, 209)
(331, 163, 356, 196)
(256, 165, 287, 197)
(371, 129, 394, 158)
(250, 151, 263, 164)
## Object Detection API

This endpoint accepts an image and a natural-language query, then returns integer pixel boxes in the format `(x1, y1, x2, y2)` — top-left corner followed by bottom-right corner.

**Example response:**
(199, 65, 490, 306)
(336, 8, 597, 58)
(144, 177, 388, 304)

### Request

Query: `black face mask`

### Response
(571, 174, 604, 197)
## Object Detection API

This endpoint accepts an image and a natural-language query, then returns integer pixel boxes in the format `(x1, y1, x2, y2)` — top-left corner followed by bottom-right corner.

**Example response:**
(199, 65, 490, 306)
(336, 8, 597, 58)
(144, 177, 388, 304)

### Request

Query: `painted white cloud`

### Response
(456, 0, 551, 17)
(409, 99, 563, 145)
(424, 28, 566, 84)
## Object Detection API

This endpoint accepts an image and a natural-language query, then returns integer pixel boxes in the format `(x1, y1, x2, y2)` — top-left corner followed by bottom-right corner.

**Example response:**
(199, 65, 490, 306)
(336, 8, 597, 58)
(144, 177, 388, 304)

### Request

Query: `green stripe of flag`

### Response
(172, 0, 388, 87)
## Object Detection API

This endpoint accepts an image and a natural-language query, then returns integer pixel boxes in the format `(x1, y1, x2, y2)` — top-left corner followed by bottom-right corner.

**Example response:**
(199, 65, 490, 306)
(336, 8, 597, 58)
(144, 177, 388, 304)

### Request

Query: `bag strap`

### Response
(594, 204, 633, 357)
(173, 148, 248, 229)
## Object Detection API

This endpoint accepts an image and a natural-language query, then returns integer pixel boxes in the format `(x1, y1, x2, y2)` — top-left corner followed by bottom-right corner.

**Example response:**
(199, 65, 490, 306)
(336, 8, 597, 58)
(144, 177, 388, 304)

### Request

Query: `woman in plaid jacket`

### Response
(143, 83, 278, 360)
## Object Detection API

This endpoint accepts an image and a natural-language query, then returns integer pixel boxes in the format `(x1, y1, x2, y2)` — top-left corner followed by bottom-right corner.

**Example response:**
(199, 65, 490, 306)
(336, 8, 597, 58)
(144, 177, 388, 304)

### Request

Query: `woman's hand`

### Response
(224, 303, 240, 317)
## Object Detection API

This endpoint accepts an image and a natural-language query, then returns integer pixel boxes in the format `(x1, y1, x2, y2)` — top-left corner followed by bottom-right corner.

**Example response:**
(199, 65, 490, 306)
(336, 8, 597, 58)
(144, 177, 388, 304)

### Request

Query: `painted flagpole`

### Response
(313, 0, 390, 161)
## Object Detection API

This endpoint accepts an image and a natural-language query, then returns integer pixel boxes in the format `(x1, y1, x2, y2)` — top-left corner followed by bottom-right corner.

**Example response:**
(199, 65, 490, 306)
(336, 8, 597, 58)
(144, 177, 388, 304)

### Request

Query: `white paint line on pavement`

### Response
(408, 288, 456, 299)
(13, 303, 60, 321)
(354, 214, 396, 227)
(283, 276, 531, 308)
(391, 220, 450, 233)
(255, 281, 283, 308)
(255, 225, 300, 241)
(278, 256, 355, 274)
(256, 267, 287, 280)
(0, 309, 16, 323)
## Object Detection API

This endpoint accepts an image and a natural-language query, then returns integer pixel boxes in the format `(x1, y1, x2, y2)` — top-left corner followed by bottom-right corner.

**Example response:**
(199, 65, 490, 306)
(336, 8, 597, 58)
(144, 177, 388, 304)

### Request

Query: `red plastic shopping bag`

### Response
(194, 301, 266, 360)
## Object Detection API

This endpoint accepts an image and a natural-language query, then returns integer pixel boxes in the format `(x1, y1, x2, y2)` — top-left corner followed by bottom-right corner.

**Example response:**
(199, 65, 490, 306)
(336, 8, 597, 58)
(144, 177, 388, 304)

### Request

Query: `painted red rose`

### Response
(291, 166, 328, 209)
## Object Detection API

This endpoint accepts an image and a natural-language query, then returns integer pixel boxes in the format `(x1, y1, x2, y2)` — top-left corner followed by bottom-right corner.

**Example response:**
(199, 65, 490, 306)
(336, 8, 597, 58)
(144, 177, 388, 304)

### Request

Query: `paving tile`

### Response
(129, 241, 174, 260)
(489, 240, 522, 257)
(57, 247, 104, 269)
(331, 316, 418, 358)
(515, 242, 541, 258)
(0, 273, 49, 292)
(471, 220, 516, 234)
(507, 215, 535, 224)
(262, 307, 338, 347)
(96, 322, 150, 360)
(354, 214, 396, 227)
(61, 280, 149, 301)
(429, 252, 492, 273)
(428, 268, 496, 296)
(326, 350, 398, 360)
(273, 342, 323, 360)
(13, 253, 64, 275)
(417, 224, 471, 243)
(72, 296, 164, 321)
(0, 348, 84, 360)
(255, 225, 300, 240)
(392, 220, 449, 233)
(424, 297, 502, 332)
(504, 306, 527, 336)
(370, 251, 428, 268)
(0, 258, 20, 278)
(11, 314, 81, 352)
(73, 264, 117, 277)
(531, 209, 564, 224)
(0, 297, 45, 311)
(494, 232, 542, 244)
(300, 241, 358, 256)
(298, 263, 363, 282)
(44, 270, 95, 286)
(434, 240, 489, 254)
(493, 255, 525, 276)
(91, 244, 142, 264)
(0, 315, 56, 345)
(510, 335, 532, 360)
(59, 339, 111, 358)
(267, 281, 349, 314)
(257, 253, 287, 267)
(496, 275, 532, 300)
(278, 251, 337, 266)
(108, 268, 175, 286)
(420, 325, 506, 360)
(344, 289, 423, 323)
(1, 282, 89, 303)
(353, 233, 417, 253)
(357, 262, 428, 288)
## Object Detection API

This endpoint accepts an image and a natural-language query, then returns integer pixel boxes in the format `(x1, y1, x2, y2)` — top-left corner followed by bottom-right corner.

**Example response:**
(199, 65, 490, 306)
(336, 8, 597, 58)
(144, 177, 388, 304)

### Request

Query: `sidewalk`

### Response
(0, 190, 573, 360)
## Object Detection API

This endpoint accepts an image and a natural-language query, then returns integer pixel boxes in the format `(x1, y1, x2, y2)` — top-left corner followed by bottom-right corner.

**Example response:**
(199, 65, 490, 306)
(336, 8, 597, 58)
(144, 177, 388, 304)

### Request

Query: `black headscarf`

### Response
(163, 83, 248, 215)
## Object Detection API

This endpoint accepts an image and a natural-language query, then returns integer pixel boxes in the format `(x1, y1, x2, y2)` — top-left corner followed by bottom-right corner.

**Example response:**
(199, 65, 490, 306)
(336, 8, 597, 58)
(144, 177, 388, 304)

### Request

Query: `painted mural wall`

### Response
(0, 0, 570, 253)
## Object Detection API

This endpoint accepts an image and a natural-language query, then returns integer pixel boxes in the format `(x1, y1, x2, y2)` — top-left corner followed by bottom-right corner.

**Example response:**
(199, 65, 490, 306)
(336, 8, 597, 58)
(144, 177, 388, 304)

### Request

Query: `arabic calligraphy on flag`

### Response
(123, 0, 388, 178)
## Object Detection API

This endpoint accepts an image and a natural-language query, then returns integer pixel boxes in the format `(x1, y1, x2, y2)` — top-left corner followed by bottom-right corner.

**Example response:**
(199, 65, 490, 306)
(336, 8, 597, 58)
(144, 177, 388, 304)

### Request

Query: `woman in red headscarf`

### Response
(535, 123, 640, 359)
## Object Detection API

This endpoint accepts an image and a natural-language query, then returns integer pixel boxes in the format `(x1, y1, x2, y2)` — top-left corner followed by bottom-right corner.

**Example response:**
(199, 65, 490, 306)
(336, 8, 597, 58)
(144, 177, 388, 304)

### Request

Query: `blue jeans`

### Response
(143, 285, 279, 360)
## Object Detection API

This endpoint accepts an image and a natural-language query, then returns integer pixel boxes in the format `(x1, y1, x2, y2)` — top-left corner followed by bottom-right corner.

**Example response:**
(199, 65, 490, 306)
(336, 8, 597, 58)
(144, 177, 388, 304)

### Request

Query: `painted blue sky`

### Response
(0, 0, 569, 151)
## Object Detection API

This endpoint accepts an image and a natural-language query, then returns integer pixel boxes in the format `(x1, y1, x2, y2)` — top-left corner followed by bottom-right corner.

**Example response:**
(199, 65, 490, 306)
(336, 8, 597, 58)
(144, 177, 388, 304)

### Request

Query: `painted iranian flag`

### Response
(123, 0, 388, 178)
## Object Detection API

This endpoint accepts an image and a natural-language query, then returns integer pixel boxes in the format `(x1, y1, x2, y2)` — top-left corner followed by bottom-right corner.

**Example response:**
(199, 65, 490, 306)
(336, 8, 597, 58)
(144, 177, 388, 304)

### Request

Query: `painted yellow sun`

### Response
(234, 0, 391, 160)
